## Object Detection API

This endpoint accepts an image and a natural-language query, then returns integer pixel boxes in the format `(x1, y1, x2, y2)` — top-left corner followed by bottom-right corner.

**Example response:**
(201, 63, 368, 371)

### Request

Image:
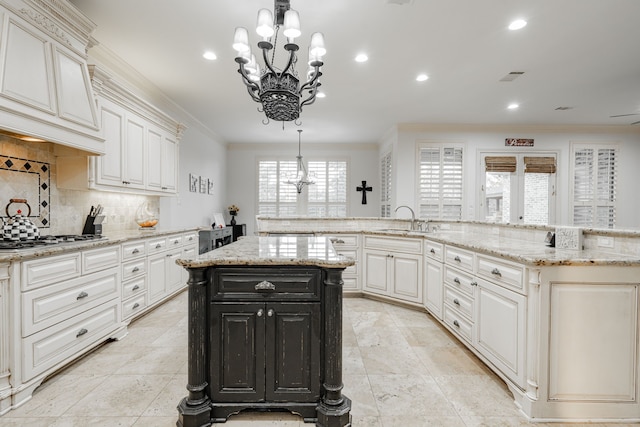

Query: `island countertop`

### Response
(176, 235, 355, 269)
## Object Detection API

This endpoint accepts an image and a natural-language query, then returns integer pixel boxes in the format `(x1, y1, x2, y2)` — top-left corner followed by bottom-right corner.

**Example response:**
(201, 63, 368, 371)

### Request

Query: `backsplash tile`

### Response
(1, 136, 158, 235)
(0, 155, 51, 228)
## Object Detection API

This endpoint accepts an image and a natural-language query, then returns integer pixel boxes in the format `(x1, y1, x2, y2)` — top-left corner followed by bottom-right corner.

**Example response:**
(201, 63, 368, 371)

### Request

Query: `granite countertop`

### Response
(0, 227, 201, 262)
(176, 235, 355, 269)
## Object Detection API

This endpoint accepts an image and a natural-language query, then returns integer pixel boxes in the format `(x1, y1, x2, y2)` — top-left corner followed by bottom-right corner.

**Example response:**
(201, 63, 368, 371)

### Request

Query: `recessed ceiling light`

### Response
(316, 92, 326, 98)
(203, 51, 217, 60)
(508, 19, 527, 30)
(416, 74, 429, 82)
(507, 103, 519, 110)
(355, 53, 368, 63)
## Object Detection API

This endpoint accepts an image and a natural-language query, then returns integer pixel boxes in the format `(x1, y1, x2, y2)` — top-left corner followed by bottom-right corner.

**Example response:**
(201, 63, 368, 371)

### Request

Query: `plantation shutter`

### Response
(418, 145, 463, 220)
(380, 151, 392, 217)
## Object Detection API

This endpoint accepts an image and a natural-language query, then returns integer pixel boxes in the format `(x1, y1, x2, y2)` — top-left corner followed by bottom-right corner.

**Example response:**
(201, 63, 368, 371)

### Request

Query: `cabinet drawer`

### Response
(443, 305, 473, 343)
(476, 254, 524, 292)
(147, 237, 167, 254)
(121, 240, 146, 260)
(166, 234, 183, 248)
(123, 276, 146, 299)
(342, 276, 359, 291)
(328, 235, 359, 247)
(182, 232, 197, 246)
(334, 248, 358, 262)
(82, 245, 120, 274)
(22, 267, 119, 337)
(425, 240, 444, 261)
(443, 266, 475, 296)
(22, 252, 81, 291)
(364, 235, 422, 254)
(212, 268, 321, 300)
(444, 285, 474, 320)
(122, 258, 146, 281)
(444, 246, 474, 272)
(22, 300, 120, 380)
(122, 294, 147, 320)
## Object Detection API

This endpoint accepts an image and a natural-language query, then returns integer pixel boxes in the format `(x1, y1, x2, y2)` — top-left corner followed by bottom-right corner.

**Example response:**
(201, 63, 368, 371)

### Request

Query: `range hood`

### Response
(0, 0, 104, 155)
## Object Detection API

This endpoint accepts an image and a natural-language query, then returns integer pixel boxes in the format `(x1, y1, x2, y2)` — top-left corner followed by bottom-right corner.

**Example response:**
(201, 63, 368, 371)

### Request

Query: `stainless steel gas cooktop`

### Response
(0, 234, 105, 251)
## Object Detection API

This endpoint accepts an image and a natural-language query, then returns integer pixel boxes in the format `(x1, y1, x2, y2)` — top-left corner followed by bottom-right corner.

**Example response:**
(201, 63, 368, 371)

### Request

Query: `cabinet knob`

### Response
(454, 256, 461, 262)
(257, 309, 264, 317)
(471, 281, 478, 287)
(132, 266, 140, 273)
(133, 303, 140, 310)
(491, 268, 502, 277)
(132, 248, 139, 254)
(174, 240, 179, 244)
(255, 280, 276, 291)
(430, 248, 436, 254)
(453, 277, 460, 284)
(453, 320, 460, 327)
(155, 243, 162, 249)
(132, 285, 140, 291)
(76, 328, 88, 338)
(267, 309, 274, 317)
(453, 298, 460, 306)
(76, 291, 89, 300)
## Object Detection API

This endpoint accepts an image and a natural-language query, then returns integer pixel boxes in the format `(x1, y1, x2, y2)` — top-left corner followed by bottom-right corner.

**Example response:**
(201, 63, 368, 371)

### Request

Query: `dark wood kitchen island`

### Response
(176, 235, 354, 427)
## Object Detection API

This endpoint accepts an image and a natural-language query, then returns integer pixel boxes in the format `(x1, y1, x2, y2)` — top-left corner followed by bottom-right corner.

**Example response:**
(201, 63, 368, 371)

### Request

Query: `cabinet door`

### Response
(165, 250, 183, 293)
(95, 99, 124, 186)
(161, 134, 178, 192)
(146, 126, 163, 191)
(124, 115, 145, 189)
(146, 253, 166, 303)
(363, 250, 389, 295)
(181, 246, 196, 284)
(391, 253, 422, 303)
(475, 278, 526, 388)
(211, 302, 265, 402)
(266, 302, 321, 402)
(424, 258, 443, 319)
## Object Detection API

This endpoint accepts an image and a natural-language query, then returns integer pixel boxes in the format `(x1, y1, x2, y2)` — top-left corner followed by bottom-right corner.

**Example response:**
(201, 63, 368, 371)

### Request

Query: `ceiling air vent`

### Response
(555, 107, 573, 111)
(499, 71, 525, 82)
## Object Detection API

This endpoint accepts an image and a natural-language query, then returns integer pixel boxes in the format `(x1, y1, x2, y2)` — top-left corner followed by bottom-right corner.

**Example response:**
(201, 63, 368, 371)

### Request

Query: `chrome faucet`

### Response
(395, 205, 416, 230)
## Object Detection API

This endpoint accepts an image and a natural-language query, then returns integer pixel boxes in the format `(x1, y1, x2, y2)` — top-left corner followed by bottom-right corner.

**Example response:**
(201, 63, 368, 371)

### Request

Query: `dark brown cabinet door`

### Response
(211, 302, 320, 403)
(266, 302, 321, 402)
(211, 303, 265, 402)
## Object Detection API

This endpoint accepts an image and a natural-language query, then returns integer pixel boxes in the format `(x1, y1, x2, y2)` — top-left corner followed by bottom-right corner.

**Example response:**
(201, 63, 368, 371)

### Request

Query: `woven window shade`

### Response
(485, 156, 516, 172)
(524, 156, 556, 173)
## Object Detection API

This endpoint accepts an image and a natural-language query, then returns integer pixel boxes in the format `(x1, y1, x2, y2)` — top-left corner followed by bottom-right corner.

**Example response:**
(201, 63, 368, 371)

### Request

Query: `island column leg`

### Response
(177, 267, 211, 427)
(317, 268, 352, 427)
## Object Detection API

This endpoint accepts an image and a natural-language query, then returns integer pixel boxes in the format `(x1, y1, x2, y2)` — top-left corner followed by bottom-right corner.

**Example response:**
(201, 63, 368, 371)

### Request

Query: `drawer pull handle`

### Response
(430, 248, 436, 254)
(76, 291, 89, 300)
(174, 240, 179, 244)
(454, 256, 461, 262)
(132, 285, 140, 291)
(189, 237, 194, 241)
(453, 277, 460, 284)
(255, 280, 276, 291)
(453, 298, 460, 305)
(133, 303, 140, 310)
(491, 268, 502, 276)
(155, 243, 162, 249)
(132, 248, 139, 254)
(257, 309, 264, 317)
(132, 267, 140, 273)
(453, 320, 460, 327)
(76, 328, 88, 338)
(471, 281, 478, 287)
(267, 309, 274, 317)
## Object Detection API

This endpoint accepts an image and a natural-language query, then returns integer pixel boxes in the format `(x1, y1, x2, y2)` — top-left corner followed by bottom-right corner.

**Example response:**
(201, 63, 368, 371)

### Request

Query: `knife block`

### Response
(82, 215, 102, 235)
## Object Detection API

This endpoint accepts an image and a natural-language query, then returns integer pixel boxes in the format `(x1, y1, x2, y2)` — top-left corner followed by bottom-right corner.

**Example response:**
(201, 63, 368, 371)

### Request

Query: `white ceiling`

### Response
(69, 0, 640, 145)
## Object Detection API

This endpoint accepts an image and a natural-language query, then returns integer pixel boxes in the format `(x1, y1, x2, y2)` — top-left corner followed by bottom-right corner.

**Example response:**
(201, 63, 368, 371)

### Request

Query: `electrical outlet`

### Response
(597, 236, 614, 249)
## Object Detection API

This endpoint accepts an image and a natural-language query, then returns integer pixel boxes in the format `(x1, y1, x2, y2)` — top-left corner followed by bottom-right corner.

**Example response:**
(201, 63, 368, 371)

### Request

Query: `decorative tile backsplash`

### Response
(1, 136, 159, 235)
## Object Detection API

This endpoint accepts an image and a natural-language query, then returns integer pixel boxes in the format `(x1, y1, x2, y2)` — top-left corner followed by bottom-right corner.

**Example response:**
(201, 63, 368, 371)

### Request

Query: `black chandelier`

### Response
(233, 0, 326, 124)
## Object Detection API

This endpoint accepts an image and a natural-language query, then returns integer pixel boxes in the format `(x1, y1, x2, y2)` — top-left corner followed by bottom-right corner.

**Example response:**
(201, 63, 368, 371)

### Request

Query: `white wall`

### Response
(227, 142, 380, 236)
(392, 124, 640, 229)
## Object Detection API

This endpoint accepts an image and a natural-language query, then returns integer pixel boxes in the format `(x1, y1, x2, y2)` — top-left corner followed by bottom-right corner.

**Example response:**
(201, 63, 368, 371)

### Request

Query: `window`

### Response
(417, 143, 464, 220)
(480, 153, 556, 225)
(380, 151, 392, 217)
(258, 159, 348, 217)
(571, 143, 617, 228)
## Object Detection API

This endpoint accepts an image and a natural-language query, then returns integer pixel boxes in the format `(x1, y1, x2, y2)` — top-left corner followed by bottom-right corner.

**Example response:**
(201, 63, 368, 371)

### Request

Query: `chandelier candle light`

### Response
(233, 0, 326, 124)
(285, 129, 315, 193)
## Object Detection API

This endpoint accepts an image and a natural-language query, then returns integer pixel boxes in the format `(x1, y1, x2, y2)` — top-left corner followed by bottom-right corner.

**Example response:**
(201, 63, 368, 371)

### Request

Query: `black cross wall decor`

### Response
(356, 180, 372, 204)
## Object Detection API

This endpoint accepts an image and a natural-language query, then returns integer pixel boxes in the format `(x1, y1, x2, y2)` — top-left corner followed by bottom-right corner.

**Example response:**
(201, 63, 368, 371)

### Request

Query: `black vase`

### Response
(229, 211, 237, 225)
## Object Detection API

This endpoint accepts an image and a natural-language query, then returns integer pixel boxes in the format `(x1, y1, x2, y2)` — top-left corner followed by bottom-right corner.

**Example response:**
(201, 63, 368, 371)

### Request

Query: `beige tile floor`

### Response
(1, 292, 638, 427)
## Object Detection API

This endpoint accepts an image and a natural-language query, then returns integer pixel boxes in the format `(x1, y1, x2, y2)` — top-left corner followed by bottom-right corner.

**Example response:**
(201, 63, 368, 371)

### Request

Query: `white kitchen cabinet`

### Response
(0, 263, 9, 415)
(423, 240, 444, 319)
(475, 277, 526, 388)
(323, 234, 360, 293)
(160, 133, 178, 192)
(147, 232, 195, 305)
(0, 1, 103, 154)
(363, 235, 423, 304)
(146, 125, 163, 192)
(122, 112, 146, 190)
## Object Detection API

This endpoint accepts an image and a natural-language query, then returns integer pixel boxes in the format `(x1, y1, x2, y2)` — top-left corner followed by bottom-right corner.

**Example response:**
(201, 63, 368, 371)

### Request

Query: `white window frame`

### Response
(256, 156, 350, 217)
(416, 142, 465, 220)
(569, 142, 618, 228)
(478, 151, 558, 225)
